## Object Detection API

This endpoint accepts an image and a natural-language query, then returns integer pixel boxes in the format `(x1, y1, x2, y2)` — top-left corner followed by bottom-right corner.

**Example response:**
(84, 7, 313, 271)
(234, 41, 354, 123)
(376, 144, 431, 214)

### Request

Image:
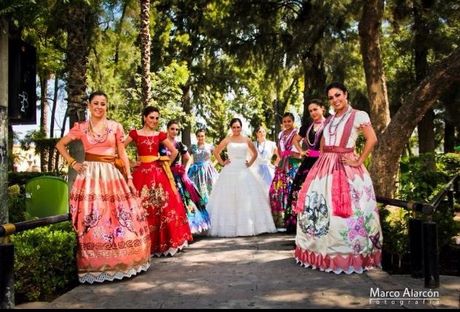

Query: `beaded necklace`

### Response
(280, 128, 296, 151)
(328, 106, 352, 137)
(305, 119, 325, 148)
(88, 119, 109, 143)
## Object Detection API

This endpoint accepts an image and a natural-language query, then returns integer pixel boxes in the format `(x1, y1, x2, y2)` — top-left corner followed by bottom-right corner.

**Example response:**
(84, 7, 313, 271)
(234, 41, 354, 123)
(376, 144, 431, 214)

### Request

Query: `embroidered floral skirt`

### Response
(187, 161, 219, 207)
(70, 161, 151, 284)
(133, 161, 192, 256)
(294, 151, 382, 274)
(269, 157, 301, 228)
(171, 164, 211, 234)
(285, 156, 319, 233)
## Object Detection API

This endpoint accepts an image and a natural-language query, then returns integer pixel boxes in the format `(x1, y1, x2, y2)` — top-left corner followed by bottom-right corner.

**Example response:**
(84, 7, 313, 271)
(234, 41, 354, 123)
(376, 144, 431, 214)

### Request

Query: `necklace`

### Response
(256, 140, 266, 155)
(88, 119, 109, 143)
(306, 119, 325, 148)
(328, 106, 352, 137)
(280, 128, 296, 151)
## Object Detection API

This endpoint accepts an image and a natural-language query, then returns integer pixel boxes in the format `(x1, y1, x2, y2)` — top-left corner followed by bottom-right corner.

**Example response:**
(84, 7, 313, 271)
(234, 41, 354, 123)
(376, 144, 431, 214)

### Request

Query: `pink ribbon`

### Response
(281, 150, 291, 157)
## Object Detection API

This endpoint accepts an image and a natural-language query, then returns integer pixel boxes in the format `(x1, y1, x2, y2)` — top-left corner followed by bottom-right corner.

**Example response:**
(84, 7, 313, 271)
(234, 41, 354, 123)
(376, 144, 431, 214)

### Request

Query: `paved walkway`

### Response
(17, 233, 459, 309)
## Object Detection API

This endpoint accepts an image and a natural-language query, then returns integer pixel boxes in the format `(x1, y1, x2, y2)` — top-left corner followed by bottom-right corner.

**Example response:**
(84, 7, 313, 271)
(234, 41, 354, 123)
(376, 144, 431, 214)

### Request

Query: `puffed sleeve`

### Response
(178, 142, 188, 155)
(158, 131, 167, 141)
(68, 122, 83, 140)
(114, 121, 126, 144)
(128, 129, 138, 142)
(354, 110, 372, 130)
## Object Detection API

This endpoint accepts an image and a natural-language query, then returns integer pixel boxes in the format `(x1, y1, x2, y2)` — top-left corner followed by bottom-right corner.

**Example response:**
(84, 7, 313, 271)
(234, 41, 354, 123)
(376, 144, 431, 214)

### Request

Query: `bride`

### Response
(207, 118, 277, 237)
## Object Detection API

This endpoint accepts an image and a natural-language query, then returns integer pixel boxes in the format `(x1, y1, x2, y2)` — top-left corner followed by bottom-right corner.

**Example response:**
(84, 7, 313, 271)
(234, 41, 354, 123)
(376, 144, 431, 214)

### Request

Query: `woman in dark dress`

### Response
(284, 99, 327, 233)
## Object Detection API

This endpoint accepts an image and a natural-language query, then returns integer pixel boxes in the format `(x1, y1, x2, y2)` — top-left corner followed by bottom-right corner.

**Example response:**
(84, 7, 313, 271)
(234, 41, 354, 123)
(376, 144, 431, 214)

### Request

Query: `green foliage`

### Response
(379, 205, 409, 257)
(382, 152, 460, 263)
(8, 184, 26, 223)
(11, 222, 78, 304)
(109, 62, 189, 133)
(437, 152, 460, 177)
(398, 153, 459, 202)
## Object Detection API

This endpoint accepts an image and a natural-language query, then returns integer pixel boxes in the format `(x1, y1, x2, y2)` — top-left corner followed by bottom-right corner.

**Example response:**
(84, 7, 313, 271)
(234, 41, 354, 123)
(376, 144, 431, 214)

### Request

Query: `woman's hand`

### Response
(222, 159, 231, 166)
(341, 156, 362, 167)
(127, 178, 138, 195)
(72, 162, 86, 174)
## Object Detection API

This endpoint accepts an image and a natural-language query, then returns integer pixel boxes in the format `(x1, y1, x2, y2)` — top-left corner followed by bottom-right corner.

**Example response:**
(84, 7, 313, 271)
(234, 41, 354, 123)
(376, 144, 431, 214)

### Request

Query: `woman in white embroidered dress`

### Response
(251, 125, 277, 191)
(294, 82, 382, 274)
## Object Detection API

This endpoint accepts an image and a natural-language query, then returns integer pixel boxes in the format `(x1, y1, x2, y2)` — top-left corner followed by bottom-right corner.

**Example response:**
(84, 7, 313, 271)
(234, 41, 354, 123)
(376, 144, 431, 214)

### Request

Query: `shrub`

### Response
(10, 222, 78, 304)
(8, 184, 26, 223)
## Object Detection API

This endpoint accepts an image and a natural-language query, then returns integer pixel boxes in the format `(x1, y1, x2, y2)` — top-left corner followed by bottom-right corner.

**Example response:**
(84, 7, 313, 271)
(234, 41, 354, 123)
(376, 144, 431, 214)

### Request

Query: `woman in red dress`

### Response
(125, 106, 192, 256)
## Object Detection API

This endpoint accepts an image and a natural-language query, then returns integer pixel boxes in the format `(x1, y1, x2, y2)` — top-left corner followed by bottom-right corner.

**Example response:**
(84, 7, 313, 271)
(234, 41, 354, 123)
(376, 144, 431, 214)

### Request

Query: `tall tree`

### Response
(0, 16, 13, 309)
(413, 0, 435, 168)
(358, 0, 390, 136)
(370, 47, 460, 197)
(55, 0, 99, 186)
(140, 0, 152, 107)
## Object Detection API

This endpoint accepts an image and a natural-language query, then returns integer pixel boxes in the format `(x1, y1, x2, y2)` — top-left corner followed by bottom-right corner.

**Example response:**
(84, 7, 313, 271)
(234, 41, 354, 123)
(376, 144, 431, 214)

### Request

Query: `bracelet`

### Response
(69, 160, 77, 167)
(67, 158, 76, 166)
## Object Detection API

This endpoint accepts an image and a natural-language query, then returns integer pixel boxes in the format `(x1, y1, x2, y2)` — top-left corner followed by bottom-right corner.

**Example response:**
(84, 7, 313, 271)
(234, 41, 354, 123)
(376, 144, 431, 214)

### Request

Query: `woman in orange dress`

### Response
(125, 106, 192, 256)
(55, 91, 151, 284)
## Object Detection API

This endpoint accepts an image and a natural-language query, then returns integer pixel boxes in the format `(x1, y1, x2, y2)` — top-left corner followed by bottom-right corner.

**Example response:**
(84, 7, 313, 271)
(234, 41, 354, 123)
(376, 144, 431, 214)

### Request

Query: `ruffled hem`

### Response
(78, 262, 150, 284)
(152, 241, 189, 257)
(190, 222, 211, 235)
(210, 227, 277, 238)
(294, 246, 381, 274)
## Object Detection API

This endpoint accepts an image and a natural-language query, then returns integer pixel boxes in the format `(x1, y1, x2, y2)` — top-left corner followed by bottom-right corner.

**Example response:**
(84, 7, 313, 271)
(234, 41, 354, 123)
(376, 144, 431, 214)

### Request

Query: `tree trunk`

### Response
(417, 109, 435, 155)
(65, 4, 95, 188)
(443, 119, 455, 153)
(49, 78, 59, 170)
(49, 77, 59, 139)
(181, 83, 192, 147)
(413, 0, 435, 167)
(303, 50, 326, 101)
(358, 0, 390, 136)
(370, 47, 460, 197)
(39, 75, 49, 172)
(0, 18, 8, 226)
(443, 86, 460, 152)
(140, 0, 151, 107)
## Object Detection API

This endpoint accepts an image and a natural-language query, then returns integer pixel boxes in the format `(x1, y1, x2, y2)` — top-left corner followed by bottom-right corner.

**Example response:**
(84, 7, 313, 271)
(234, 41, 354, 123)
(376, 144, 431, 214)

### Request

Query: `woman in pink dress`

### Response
(55, 91, 151, 284)
(125, 106, 192, 256)
(294, 82, 382, 274)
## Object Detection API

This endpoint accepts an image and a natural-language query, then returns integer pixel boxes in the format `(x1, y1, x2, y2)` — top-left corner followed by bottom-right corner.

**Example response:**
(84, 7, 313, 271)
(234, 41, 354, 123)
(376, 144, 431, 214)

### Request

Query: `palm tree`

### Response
(140, 0, 152, 107)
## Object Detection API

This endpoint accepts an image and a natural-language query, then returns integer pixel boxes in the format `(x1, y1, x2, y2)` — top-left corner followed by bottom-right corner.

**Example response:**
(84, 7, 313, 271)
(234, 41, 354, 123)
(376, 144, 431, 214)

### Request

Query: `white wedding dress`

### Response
(208, 142, 277, 237)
